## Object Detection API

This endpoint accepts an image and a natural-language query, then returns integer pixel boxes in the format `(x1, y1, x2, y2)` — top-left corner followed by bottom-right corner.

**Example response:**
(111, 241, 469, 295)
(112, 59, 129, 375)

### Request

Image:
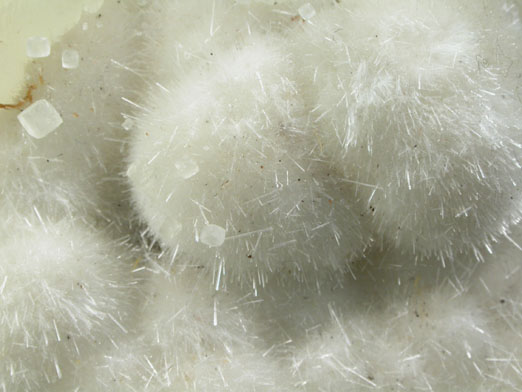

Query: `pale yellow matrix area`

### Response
(0, 0, 103, 102)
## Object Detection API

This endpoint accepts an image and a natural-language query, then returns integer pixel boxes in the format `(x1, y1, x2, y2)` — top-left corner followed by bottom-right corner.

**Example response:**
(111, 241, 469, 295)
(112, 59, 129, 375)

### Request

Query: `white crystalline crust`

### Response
(0, 1, 521, 392)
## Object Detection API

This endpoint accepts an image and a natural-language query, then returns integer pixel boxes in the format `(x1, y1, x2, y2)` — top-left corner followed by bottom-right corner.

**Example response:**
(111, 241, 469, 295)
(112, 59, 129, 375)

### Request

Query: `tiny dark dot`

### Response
(500, 299, 506, 304)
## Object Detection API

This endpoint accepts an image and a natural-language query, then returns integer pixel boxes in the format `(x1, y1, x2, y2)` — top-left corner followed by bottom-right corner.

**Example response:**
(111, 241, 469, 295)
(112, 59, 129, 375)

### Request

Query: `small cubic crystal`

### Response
(26, 36, 51, 58)
(62, 49, 80, 69)
(17, 99, 63, 139)
(298, 3, 316, 20)
(122, 118, 135, 131)
(175, 157, 199, 179)
(200, 224, 226, 247)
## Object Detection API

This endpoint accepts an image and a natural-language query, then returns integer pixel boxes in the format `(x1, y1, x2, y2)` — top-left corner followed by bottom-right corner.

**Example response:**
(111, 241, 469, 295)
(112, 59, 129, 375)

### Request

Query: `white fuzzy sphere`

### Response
(128, 1, 371, 285)
(134, 266, 283, 391)
(62, 266, 284, 391)
(0, 217, 137, 390)
(289, 0, 522, 261)
(290, 282, 518, 391)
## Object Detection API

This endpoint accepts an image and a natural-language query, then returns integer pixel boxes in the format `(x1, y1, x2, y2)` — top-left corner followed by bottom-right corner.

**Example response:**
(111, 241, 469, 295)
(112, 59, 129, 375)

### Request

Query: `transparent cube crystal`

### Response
(175, 156, 200, 179)
(298, 3, 316, 20)
(200, 224, 226, 247)
(26, 36, 51, 58)
(17, 99, 63, 139)
(62, 49, 80, 69)
(122, 118, 135, 131)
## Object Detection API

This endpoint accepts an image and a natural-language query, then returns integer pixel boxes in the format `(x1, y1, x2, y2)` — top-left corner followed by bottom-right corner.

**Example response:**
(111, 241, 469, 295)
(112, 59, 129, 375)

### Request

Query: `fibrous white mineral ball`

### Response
(128, 20, 370, 285)
(288, 0, 522, 262)
(0, 217, 137, 390)
(63, 267, 282, 391)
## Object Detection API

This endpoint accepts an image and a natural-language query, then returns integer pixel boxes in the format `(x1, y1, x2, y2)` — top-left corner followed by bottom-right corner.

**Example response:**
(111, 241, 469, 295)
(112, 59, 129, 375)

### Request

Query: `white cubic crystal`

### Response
(122, 118, 135, 131)
(17, 99, 63, 139)
(298, 3, 316, 20)
(175, 156, 199, 179)
(26, 36, 51, 58)
(62, 49, 80, 69)
(82, 22, 89, 31)
(200, 224, 226, 247)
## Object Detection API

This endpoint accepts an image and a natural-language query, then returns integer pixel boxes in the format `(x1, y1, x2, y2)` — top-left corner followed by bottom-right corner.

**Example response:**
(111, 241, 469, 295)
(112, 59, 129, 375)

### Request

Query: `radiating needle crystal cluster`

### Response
(1, 0, 522, 391)
(130, 0, 522, 279)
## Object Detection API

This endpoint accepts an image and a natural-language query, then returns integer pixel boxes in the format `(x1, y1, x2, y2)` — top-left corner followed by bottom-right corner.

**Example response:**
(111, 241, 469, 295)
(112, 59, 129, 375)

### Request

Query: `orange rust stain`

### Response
(0, 74, 44, 111)
(0, 84, 36, 110)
